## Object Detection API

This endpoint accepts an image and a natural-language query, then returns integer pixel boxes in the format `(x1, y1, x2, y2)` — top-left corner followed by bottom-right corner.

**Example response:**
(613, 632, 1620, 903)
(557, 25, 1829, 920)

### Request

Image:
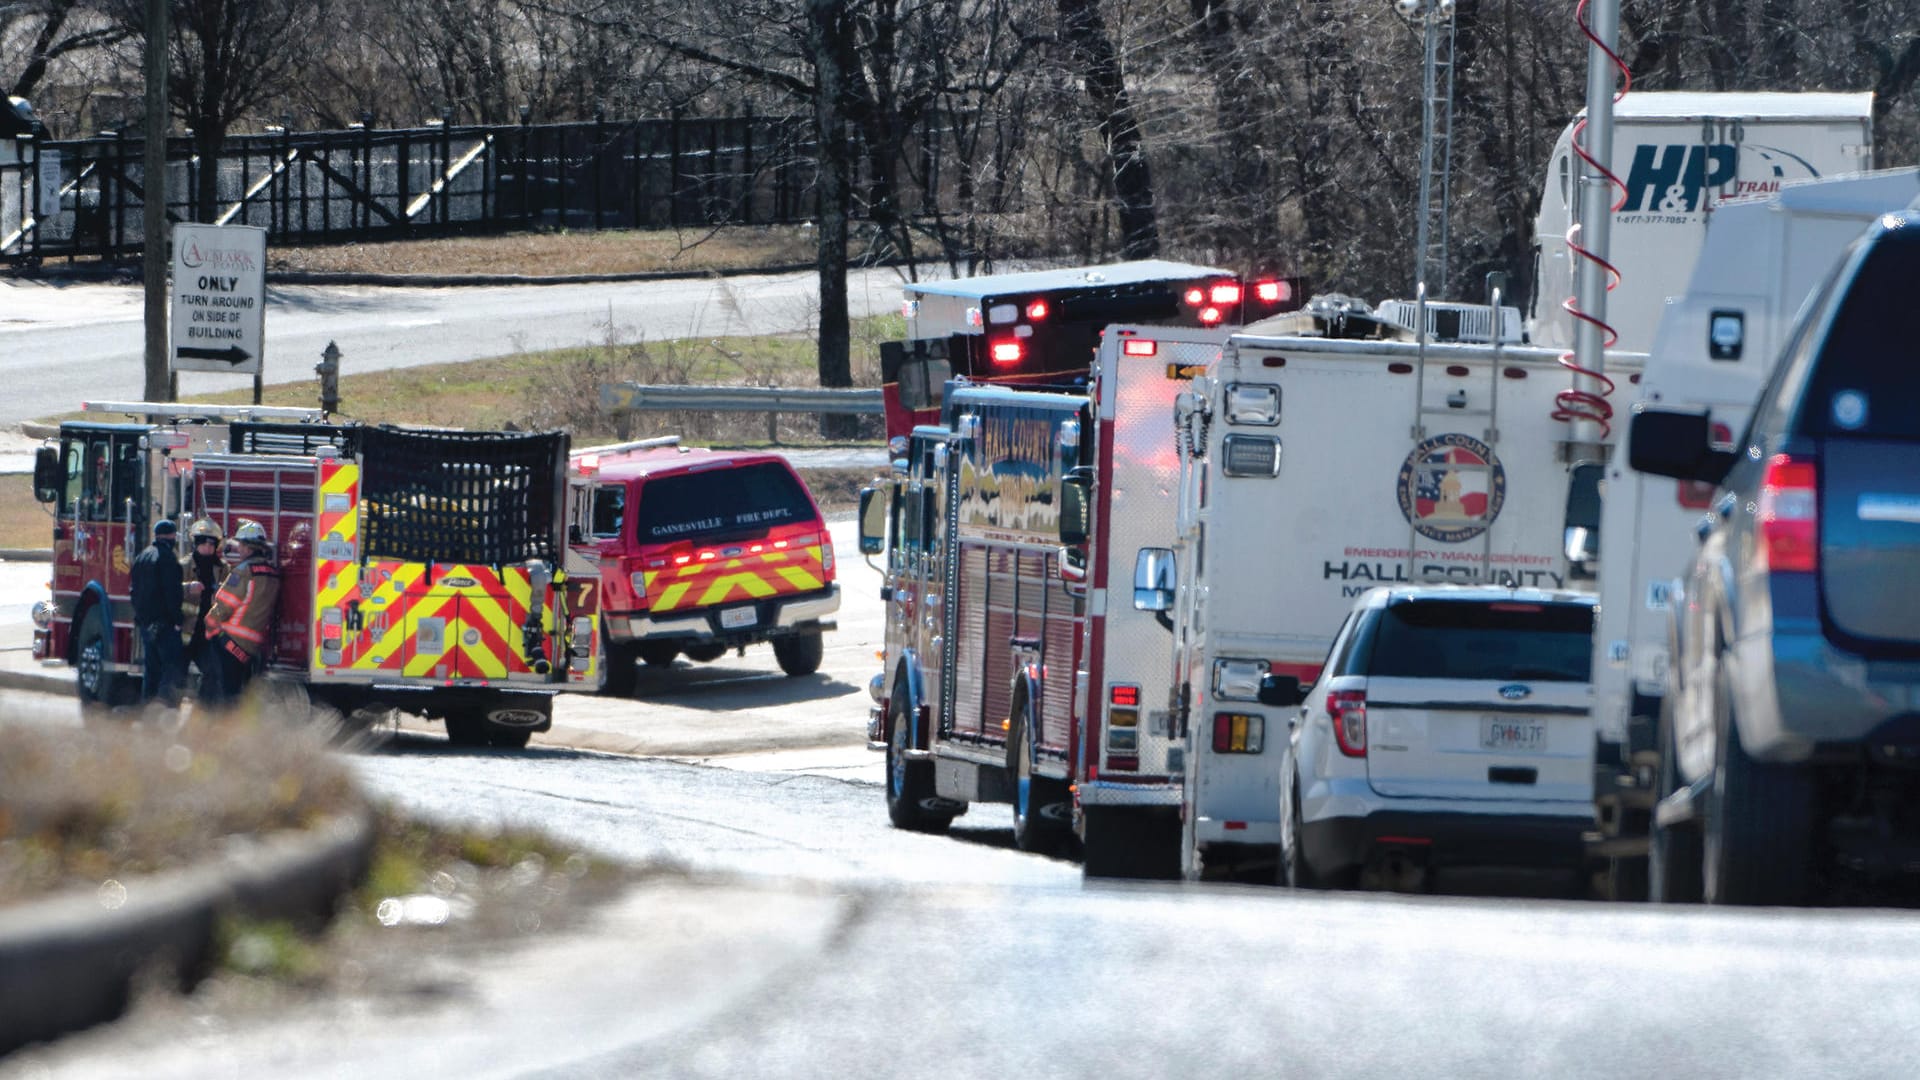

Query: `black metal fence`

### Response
(1, 113, 960, 264)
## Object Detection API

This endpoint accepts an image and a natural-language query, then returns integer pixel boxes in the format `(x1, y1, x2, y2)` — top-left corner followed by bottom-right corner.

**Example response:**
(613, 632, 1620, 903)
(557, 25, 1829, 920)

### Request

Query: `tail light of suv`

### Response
(1328, 690, 1367, 757)
(1759, 454, 1819, 573)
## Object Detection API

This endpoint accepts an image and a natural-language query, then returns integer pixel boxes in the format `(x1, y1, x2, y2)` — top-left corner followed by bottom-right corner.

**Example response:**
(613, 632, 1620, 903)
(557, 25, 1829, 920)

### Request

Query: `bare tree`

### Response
(5, 0, 128, 105)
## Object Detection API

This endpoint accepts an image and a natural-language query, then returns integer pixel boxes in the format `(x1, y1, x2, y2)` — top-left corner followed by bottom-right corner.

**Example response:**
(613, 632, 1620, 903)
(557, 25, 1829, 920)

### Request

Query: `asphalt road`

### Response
(0, 267, 911, 426)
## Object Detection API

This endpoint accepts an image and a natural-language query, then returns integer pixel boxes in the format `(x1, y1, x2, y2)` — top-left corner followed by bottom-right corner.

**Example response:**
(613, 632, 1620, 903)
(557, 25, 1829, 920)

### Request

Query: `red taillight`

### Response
(1198, 306, 1224, 326)
(1328, 690, 1367, 757)
(1209, 282, 1242, 305)
(990, 340, 1023, 364)
(1759, 454, 1818, 573)
(1122, 338, 1158, 357)
(1212, 713, 1264, 754)
(1026, 300, 1049, 321)
(1184, 287, 1205, 306)
(1110, 685, 1139, 707)
(1255, 280, 1290, 303)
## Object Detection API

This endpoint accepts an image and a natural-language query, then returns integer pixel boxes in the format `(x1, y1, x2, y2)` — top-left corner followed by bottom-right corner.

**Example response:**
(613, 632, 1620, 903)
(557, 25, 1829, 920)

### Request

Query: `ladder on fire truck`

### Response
(81, 400, 329, 424)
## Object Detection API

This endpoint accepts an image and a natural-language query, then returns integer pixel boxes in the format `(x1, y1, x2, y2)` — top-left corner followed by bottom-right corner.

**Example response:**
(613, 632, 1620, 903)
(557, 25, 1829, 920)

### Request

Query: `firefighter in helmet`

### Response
(180, 518, 224, 693)
(202, 518, 280, 708)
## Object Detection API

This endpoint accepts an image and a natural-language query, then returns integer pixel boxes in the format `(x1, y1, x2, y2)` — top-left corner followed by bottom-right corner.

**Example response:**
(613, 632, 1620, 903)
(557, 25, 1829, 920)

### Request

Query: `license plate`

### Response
(720, 606, 756, 630)
(1481, 717, 1545, 752)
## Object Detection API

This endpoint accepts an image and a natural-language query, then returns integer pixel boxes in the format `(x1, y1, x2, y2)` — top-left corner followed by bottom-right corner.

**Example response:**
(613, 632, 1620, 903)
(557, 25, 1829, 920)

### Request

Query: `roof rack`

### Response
(81, 401, 329, 423)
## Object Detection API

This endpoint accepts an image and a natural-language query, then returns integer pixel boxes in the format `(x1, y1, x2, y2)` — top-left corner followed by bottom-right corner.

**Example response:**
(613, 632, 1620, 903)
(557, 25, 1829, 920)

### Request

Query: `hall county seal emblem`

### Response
(1396, 433, 1507, 543)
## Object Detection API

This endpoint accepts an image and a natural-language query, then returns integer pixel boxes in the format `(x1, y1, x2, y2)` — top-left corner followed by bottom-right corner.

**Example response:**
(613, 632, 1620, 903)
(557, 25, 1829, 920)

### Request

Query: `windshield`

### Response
(635, 462, 814, 544)
(1365, 599, 1594, 682)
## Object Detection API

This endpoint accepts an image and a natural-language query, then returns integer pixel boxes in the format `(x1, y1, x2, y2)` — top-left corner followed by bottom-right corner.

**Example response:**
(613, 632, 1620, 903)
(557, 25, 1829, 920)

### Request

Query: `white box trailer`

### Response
(1531, 92, 1873, 354)
(1588, 168, 1920, 889)
(1164, 314, 1643, 876)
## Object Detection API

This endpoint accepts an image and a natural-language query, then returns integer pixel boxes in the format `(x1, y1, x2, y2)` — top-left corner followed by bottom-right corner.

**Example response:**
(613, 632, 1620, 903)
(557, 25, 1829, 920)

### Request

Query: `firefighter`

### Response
(180, 519, 224, 693)
(129, 519, 186, 706)
(202, 519, 281, 708)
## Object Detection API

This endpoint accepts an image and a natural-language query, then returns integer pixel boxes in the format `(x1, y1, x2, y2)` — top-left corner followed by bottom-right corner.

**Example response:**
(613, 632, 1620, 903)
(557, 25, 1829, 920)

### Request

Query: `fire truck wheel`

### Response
(1010, 716, 1066, 854)
(601, 643, 639, 696)
(638, 642, 680, 667)
(683, 643, 728, 664)
(444, 713, 492, 747)
(74, 605, 127, 708)
(772, 631, 824, 677)
(887, 691, 953, 834)
(489, 727, 533, 749)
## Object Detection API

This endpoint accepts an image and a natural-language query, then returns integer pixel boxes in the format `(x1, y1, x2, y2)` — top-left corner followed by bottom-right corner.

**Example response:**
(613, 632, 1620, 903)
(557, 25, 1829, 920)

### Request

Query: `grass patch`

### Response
(269, 224, 827, 278)
(0, 474, 54, 550)
(44, 313, 908, 449)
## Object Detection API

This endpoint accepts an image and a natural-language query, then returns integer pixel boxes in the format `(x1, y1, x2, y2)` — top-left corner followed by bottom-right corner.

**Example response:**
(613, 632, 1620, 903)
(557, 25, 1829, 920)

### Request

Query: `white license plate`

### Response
(1481, 717, 1545, 752)
(720, 606, 756, 630)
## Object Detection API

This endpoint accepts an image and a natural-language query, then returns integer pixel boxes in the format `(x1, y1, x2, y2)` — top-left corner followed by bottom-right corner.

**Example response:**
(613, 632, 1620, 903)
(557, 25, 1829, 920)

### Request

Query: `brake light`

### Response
(1026, 300, 1049, 321)
(1255, 280, 1290, 304)
(673, 554, 691, 565)
(1209, 282, 1242, 305)
(1759, 454, 1818, 573)
(1184, 287, 1205, 306)
(1110, 685, 1140, 707)
(1212, 712, 1264, 753)
(990, 340, 1023, 364)
(1122, 339, 1158, 357)
(1328, 690, 1367, 757)
(699, 550, 717, 561)
(1198, 306, 1224, 326)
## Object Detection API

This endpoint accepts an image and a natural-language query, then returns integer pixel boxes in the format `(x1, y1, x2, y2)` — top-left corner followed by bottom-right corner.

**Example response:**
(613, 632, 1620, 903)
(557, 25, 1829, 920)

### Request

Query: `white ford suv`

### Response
(1278, 585, 1598, 891)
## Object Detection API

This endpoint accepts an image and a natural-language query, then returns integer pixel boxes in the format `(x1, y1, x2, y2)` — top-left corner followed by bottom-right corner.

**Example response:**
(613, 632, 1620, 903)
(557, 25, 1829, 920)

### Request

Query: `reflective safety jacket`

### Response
(207, 557, 280, 659)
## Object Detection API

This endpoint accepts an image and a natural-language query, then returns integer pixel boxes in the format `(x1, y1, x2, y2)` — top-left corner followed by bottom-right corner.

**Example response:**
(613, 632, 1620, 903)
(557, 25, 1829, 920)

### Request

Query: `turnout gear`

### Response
(203, 527, 280, 707)
(130, 530, 185, 705)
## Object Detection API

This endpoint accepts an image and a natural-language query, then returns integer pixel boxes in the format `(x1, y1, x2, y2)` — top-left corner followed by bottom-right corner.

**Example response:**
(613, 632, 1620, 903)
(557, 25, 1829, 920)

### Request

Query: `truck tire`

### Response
(1010, 718, 1066, 854)
(1281, 784, 1319, 888)
(886, 692, 952, 834)
(638, 642, 679, 667)
(773, 630, 824, 677)
(1704, 667, 1817, 906)
(683, 643, 727, 663)
(1082, 807, 1181, 880)
(1649, 701, 1703, 903)
(600, 642, 638, 697)
(74, 605, 128, 709)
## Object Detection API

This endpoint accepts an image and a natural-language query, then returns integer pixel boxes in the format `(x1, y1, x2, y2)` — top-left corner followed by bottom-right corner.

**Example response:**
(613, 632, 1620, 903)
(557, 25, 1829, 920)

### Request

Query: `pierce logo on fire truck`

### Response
(1396, 433, 1507, 543)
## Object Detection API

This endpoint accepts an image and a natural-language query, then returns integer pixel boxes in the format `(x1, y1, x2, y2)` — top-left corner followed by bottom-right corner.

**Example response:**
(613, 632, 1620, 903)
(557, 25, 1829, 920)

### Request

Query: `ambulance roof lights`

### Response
(1198, 306, 1224, 326)
(990, 340, 1024, 365)
(1184, 287, 1205, 306)
(1026, 299, 1049, 321)
(1209, 282, 1243, 305)
(1255, 279, 1291, 303)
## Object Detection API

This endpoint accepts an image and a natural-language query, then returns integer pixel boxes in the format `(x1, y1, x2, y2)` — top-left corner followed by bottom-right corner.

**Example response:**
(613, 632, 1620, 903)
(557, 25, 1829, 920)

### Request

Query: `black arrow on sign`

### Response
(175, 345, 253, 366)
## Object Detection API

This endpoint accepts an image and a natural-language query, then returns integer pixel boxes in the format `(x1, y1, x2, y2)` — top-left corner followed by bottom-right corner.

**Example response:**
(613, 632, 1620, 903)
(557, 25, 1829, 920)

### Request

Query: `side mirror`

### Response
(1060, 469, 1092, 547)
(1628, 408, 1736, 484)
(857, 487, 886, 555)
(1257, 674, 1305, 708)
(1562, 462, 1602, 581)
(32, 445, 61, 504)
(1132, 547, 1176, 611)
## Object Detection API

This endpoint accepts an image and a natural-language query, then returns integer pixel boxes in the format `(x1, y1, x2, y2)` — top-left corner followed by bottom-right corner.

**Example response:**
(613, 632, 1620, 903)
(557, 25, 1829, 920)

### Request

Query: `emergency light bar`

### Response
(81, 401, 327, 423)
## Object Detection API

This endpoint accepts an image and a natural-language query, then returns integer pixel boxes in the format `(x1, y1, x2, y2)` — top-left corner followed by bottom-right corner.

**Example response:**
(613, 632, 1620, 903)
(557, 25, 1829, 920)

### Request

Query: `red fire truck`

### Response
(859, 325, 1224, 877)
(880, 260, 1301, 441)
(31, 402, 601, 747)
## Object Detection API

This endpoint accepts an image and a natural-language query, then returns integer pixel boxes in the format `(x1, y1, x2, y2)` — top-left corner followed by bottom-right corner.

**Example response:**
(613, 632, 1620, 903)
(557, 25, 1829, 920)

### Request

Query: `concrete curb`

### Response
(0, 809, 376, 1054)
(0, 664, 71, 697)
(0, 549, 52, 562)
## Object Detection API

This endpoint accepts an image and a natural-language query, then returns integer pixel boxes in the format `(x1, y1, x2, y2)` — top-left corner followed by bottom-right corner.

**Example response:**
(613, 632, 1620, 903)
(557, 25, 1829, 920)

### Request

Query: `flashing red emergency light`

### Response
(1110, 685, 1140, 707)
(1198, 306, 1224, 326)
(989, 340, 1024, 364)
(1026, 300, 1050, 321)
(1255, 279, 1291, 303)
(1209, 282, 1243, 305)
(1122, 339, 1158, 357)
(1184, 287, 1205, 306)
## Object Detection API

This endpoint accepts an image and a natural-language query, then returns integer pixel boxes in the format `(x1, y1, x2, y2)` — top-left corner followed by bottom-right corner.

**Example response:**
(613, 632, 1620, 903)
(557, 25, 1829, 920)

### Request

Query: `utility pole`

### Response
(142, 0, 169, 401)
(1569, 0, 1621, 454)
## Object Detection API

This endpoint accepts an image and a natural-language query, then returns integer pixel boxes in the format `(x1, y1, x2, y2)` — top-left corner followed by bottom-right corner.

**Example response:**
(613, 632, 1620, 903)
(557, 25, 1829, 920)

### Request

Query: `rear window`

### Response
(634, 462, 815, 543)
(1363, 600, 1594, 682)
(1799, 224, 1920, 439)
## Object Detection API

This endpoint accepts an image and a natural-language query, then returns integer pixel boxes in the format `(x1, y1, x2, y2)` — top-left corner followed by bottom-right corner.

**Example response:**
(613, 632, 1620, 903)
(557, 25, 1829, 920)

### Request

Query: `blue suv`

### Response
(1630, 210, 1920, 906)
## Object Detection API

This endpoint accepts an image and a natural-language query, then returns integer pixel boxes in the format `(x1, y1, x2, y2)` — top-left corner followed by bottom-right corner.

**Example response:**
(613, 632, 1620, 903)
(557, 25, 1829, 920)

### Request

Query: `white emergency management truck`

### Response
(1151, 298, 1643, 878)
(1587, 168, 1920, 893)
(1531, 92, 1873, 354)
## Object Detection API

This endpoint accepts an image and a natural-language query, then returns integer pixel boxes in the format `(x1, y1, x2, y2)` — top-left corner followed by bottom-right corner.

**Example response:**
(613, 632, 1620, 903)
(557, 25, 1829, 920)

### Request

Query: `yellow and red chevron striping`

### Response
(641, 544, 827, 614)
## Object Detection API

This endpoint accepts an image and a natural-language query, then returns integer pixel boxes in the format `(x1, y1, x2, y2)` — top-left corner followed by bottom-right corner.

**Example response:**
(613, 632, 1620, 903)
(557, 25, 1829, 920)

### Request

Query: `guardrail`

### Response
(598, 383, 884, 443)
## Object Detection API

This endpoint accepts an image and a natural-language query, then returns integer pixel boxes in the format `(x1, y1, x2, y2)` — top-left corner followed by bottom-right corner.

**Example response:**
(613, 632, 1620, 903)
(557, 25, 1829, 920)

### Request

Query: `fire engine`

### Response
(858, 326, 1222, 878)
(1156, 298, 1645, 878)
(569, 436, 839, 694)
(30, 402, 601, 747)
(881, 260, 1302, 441)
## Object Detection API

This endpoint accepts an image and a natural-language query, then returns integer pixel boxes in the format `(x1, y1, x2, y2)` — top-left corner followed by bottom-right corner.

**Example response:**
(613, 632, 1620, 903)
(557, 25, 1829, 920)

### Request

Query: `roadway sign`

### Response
(170, 223, 266, 375)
